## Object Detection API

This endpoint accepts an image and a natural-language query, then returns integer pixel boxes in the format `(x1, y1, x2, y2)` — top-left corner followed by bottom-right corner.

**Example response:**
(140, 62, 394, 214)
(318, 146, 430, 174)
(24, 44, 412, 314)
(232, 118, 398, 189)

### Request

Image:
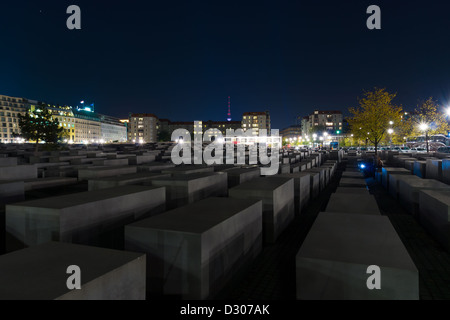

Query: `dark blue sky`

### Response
(1, 0, 450, 129)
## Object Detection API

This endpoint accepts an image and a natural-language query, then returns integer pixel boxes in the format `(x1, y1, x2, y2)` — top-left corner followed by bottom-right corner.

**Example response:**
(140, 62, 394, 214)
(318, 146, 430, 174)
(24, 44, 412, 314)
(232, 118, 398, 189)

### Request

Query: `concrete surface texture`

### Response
(296, 212, 419, 300)
(0, 242, 146, 300)
(124, 197, 263, 299)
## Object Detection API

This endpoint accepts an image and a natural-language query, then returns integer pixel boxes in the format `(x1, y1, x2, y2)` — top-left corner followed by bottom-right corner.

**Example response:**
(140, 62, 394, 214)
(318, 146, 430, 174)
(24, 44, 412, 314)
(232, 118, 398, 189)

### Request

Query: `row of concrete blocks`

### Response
(380, 166, 450, 253)
(296, 164, 419, 299)
(1, 160, 339, 299)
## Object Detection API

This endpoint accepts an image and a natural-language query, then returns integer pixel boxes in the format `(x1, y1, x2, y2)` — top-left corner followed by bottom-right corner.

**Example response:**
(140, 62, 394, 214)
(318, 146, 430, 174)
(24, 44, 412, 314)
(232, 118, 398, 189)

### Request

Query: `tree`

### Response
(409, 97, 450, 152)
(18, 106, 65, 153)
(348, 88, 403, 155)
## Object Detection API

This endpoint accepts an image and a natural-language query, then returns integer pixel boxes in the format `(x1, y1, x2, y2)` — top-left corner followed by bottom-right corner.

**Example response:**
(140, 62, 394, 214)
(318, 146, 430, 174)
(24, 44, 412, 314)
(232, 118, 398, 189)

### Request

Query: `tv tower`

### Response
(227, 96, 232, 121)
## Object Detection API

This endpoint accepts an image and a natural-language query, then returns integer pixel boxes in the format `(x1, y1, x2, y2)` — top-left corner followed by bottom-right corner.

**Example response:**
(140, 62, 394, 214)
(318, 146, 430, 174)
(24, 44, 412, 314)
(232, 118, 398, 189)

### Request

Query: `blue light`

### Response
(360, 164, 366, 169)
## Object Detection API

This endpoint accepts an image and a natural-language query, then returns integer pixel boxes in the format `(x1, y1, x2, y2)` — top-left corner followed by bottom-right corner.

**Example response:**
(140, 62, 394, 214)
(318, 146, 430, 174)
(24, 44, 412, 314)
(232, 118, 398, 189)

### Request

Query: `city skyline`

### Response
(2, 1, 450, 130)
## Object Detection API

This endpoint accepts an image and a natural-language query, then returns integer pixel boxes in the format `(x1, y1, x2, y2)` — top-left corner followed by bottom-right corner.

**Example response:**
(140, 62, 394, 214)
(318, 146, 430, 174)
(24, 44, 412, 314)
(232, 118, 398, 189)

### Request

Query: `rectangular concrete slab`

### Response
(78, 166, 137, 180)
(339, 178, 367, 188)
(419, 190, 450, 252)
(23, 177, 78, 191)
(334, 187, 369, 194)
(442, 159, 450, 185)
(325, 193, 380, 215)
(224, 167, 260, 188)
(399, 179, 450, 217)
(229, 177, 295, 243)
(270, 172, 310, 215)
(0, 181, 24, 205)
(388, 174, 422, 200)
(382, 167, 411, 190)
(88, 172, 171, 191)
(149, 172, 227, 209)
(296, 212, 418, 300)
(6, 185, 166, 250)
(0, 165, 37, 181)
(0, 242, 145, 300)
(413, 161, 427, 179)
(161, 166, 215, 177)
(124, 197, 262, 299)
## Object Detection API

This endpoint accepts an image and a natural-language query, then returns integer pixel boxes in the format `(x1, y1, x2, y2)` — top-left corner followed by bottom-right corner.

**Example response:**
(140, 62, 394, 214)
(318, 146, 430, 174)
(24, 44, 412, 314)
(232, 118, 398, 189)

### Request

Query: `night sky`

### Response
(1, 0, 450, 130)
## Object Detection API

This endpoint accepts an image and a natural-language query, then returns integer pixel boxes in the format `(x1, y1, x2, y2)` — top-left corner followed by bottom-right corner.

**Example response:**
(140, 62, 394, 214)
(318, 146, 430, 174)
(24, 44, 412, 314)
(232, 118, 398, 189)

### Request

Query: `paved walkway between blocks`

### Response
(217, 163, 345, 300)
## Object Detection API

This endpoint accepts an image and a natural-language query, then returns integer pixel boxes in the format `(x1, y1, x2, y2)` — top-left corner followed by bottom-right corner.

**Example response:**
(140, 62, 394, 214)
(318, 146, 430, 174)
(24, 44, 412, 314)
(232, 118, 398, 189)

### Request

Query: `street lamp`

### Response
(387, 128, 394, 150)
(446, 107, 450, 117)
(419, 123, 429, 153)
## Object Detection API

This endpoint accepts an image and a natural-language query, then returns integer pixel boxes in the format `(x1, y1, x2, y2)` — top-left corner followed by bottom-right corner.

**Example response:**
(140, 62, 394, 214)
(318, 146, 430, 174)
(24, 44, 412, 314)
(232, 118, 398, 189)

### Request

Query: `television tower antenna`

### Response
(227, 96, 232, 121)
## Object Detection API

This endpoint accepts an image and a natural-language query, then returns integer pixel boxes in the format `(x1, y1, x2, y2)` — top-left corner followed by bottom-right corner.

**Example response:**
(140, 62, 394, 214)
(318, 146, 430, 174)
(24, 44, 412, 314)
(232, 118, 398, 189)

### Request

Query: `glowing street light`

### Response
(446, 107, 450, 116)
(387, 128, 394, 149)
(419, 123, 428, 132)
(419, 123, 429, 153)
(389, 121, 394, 125)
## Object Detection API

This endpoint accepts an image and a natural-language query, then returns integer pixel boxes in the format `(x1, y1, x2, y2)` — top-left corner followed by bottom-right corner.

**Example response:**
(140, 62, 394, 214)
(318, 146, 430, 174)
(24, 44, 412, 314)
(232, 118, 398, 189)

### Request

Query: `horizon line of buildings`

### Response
(281, 110, 346, 141)
(125, 111, 271, 143)
(0, 94, 272, 144)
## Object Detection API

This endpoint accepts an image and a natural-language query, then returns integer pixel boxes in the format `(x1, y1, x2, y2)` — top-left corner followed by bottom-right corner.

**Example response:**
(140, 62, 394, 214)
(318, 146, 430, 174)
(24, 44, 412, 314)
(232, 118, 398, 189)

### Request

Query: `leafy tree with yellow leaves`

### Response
(408, 97, 450, 152)
(348, 88, 403, 155)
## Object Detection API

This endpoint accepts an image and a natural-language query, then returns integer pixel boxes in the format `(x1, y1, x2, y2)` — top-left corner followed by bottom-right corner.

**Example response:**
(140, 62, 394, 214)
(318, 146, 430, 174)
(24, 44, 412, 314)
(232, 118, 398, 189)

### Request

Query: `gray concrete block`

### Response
(342, 172, 364, 179)
(149, 172, 227, 209)
(300, 160, 312, 170)
(161, 166, 215, 177)
(78, 166, 137, 180)
(6, 185, 166, 249)
(382, 167, 411, 190)
(23, 177, 78, 191)
(419, 190, 450, 251)
(0, 242, 145, 300)
(270, 172, 310, 215)
(339, 178, 367, 188)
(296, 212, 419, 300)
(0, 165, 37, 181)
(442, 159, 450, 185)
(306, 168, 326, 191)
(229, 177, 295, 243)
(88, 172, 170, 191)
(334, 187, 369, 194)
(399, 179, 450, 216)
(124, 197, 262, 299)
(0, 181, 24, 205)
(138, 162, 176, 172)
(0, 157, 17, 167)
(387, 174, 421, 200)
(128, 155, 156, 165)
(325, 193, 380, 215)
(224, 167, 260, 188)
(413, 161, 427, 179)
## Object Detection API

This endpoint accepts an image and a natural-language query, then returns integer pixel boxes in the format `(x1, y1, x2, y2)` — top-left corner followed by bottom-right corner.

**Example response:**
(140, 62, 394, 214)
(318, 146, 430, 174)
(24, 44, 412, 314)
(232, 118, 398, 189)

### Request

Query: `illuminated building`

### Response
(241, 111, 271, 136)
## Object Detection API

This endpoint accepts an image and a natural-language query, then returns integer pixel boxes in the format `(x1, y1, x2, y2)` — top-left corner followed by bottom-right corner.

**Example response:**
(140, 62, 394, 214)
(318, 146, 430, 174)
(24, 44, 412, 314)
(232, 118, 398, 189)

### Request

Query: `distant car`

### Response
(348, 147, 357, 151)
(411, 147, 427, 153)
(437, 146, 450, 153)
(399, 147, 411, 153)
